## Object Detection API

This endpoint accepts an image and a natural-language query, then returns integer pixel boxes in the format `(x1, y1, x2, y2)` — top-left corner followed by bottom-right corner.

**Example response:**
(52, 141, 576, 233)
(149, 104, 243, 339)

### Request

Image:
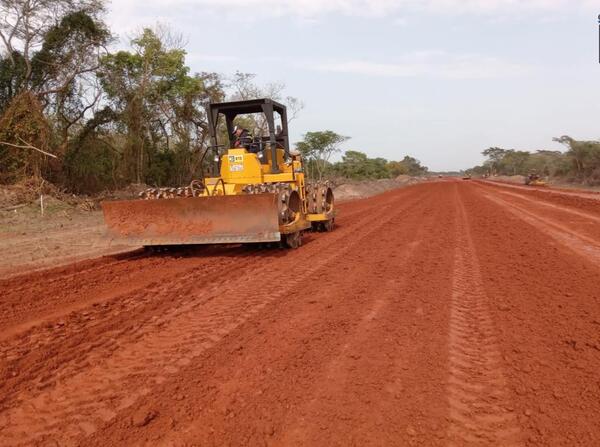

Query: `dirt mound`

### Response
(0, 178, 97, 212)
(0, 178, 59, 208)
(333, 176, 425, 201)
(1, 180, 152, 212)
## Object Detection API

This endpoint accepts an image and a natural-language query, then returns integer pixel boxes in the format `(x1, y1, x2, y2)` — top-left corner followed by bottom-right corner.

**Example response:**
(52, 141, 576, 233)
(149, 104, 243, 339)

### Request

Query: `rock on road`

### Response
(1, 180, 599, 446)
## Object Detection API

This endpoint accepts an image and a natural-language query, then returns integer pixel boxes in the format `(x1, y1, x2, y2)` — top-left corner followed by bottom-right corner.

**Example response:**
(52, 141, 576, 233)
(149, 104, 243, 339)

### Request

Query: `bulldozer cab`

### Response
(207, 99, 290, 175)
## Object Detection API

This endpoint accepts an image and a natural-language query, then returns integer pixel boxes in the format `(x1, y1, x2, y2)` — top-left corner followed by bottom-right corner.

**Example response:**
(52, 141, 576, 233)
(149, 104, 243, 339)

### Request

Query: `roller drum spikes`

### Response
(306, 181, 334, 215)
(242, 182, 299, 225)
(139, 180, 205, 200)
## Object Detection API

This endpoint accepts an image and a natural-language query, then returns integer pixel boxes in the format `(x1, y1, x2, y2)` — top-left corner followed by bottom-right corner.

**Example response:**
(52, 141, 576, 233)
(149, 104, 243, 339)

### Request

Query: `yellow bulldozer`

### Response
(524, 171, 547, 187)
(101, 99, 335, 249)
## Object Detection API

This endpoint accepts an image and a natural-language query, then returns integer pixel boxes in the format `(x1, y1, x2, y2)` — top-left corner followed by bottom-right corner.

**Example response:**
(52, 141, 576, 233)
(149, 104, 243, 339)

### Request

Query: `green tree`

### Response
(553, 135, 600, 182)
(98, 27, 221, 185)
(0, 1, 109, 182)
(386, 160, 408, 177)
(482, 147, 506, 174)
(0, 91, 51, 181)
(296, 130, 349, 180)
(330, 151, 428, 180)
(0, 1, 107, 110)
(397, 155, 428, 176)
(502, 150, 530, 175)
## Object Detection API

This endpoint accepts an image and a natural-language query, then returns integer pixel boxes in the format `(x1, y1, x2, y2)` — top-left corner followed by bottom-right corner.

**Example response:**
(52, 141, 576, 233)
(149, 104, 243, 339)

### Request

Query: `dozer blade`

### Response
(101, 194, 281, 246)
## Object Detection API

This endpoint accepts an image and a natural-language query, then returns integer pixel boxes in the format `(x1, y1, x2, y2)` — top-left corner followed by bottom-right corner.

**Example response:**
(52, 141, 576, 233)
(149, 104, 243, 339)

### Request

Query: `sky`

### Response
(107, 0, 600, 171)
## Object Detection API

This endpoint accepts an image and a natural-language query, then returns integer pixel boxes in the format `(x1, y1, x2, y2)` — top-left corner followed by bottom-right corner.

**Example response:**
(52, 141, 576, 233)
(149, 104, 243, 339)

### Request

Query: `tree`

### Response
(476, 142, 599, 183)
(296, 130, 349, 180)
(0, 0, 106, 101)
(397, 155, 428, 176)
(335, 150, 368, 178)
(0, 91, 51, 181)
(0, 1, 109, 183)
(482, 147, 506, 175)
(330, 151, 428, 180)
(98, 27, 224, 186)
(34, 10, 111, 152)
(228, 71, 303, 122)
(226, 71, 304, 139)
(99, 28, 197, 183)
(553, 135, 600, 182)
(502, 150, 530, 175)
(386, 160, 408, 177)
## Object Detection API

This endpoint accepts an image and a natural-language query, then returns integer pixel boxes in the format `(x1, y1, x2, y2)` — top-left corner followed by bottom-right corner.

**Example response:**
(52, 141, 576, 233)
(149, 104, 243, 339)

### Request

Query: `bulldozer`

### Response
(524, 171, 547, 187)
(101, 99, 335, 249)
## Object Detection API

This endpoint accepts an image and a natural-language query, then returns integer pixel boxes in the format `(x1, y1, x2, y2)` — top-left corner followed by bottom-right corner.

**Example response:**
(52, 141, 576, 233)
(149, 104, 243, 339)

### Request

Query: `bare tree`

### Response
(228, 71, 304, 135)
(0, 0, 105, 81)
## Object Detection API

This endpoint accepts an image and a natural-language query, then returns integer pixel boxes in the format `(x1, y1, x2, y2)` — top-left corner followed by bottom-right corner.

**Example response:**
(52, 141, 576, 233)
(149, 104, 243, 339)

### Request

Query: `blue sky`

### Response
(108, 0, 600, 171)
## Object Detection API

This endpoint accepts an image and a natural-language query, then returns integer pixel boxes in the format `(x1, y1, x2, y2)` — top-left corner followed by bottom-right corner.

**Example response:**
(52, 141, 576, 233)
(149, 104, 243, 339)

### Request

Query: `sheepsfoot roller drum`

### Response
(102, 194, 282, 246)
(243, 183, 306, 248)
(306, 181, 335, 232)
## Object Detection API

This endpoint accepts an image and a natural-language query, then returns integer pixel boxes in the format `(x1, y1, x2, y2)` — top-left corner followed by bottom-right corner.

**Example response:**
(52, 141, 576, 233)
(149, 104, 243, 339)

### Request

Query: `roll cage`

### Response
(207, 98, 290, 174)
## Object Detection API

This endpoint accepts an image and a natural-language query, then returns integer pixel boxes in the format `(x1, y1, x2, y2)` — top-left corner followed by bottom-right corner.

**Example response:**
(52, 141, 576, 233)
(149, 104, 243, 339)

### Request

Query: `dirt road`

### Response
(1, 180, 599, 446)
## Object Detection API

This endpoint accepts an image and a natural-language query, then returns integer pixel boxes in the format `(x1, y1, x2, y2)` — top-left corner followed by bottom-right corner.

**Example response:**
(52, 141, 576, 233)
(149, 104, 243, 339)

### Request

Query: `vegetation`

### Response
(296, 130, 349, 180)
(330, 151, 428, 180)
(296, 131, 428, 181)
(0, 1, 428, 194)
(468, 137, 600, 185)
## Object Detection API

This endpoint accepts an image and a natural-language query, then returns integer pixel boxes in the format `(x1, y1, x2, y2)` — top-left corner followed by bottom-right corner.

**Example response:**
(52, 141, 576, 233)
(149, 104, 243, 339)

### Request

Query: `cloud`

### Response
(311, 52, 531, 79)
(187, 54, 239, 63)
(107, 0, 600, 38)
(110, 0, 600, 20)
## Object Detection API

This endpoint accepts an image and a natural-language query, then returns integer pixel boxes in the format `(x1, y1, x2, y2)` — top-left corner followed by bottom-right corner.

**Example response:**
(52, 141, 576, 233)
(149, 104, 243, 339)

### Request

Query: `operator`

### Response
(232, 126, 250, 149)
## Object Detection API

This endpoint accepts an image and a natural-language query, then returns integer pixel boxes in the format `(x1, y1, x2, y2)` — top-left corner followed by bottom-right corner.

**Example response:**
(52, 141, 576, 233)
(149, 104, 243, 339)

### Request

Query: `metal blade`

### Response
(101, 194, 281, 246)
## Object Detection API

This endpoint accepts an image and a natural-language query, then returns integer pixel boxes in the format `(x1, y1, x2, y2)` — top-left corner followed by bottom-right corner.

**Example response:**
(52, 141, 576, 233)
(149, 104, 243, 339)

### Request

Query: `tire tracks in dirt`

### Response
(445, 187, 522, 446)
(0, 248, 266, 408)
(0, 186, 432, 446)
(7, 181, 599, 446)
(0, 187, 427, 417)
(276, 214, 432, 446)
(480, 190, 600, 266)
(459, 182, 600, 445)
(477, 185, 600, 224)
(0, 184, 414, 332)
(90, 183, 453, 447)
(481, 181, 600, 201)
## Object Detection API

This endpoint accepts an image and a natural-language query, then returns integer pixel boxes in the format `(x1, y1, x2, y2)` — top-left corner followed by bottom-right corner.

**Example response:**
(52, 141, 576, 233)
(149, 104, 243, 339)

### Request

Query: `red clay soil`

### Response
(1, 180, 600, 446)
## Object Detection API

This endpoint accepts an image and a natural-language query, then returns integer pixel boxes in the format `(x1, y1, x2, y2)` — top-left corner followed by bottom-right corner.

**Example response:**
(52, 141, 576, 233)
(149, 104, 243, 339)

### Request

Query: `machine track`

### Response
(1, 180, 600, 446)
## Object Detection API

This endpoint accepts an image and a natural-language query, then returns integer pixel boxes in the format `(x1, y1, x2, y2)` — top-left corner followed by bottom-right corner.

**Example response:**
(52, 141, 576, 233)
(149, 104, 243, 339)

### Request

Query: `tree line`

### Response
(296, 130, 428, 181)
(0, 0, 428, 194)
(468, 137, 600, 185)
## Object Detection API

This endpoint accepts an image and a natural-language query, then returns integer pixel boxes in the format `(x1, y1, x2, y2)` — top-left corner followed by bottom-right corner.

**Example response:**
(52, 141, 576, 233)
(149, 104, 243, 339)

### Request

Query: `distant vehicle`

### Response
(462, 174, 472, 180)
(524, 172, 547, 187)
